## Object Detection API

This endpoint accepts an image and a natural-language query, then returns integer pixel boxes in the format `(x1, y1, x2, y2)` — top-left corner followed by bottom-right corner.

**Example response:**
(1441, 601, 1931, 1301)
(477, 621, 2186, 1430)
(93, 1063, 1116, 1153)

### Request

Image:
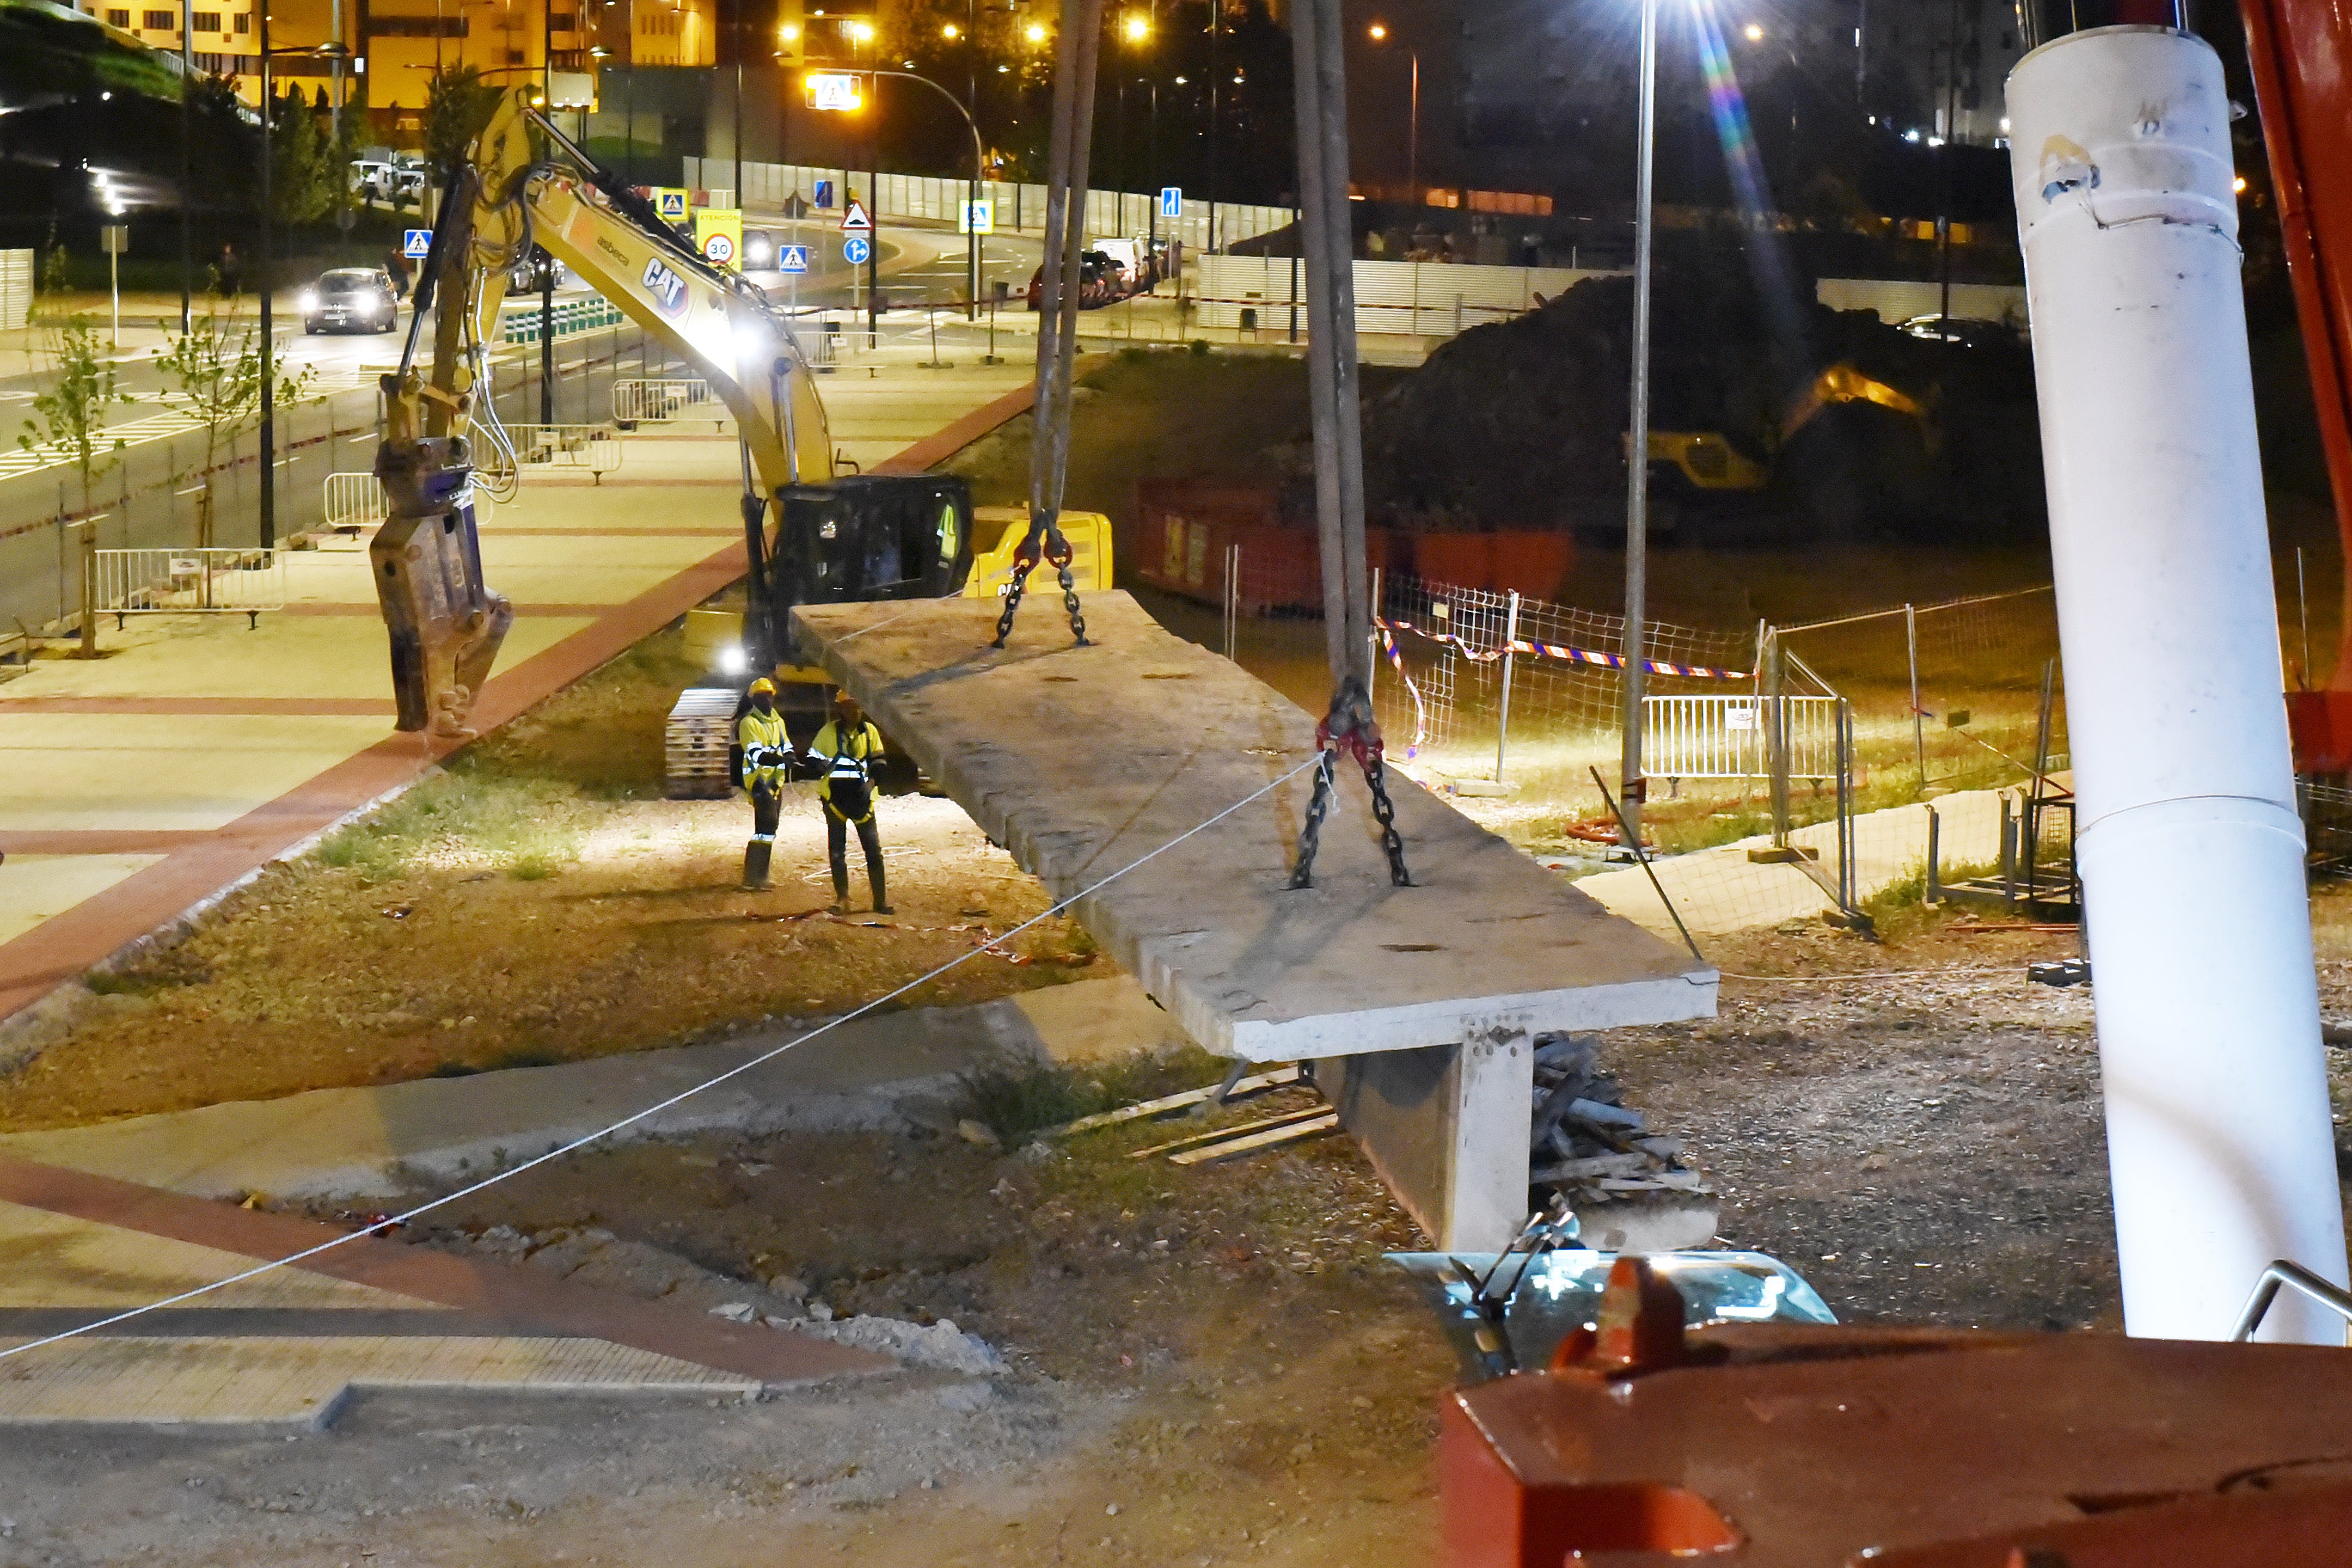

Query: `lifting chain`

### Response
(991, 518, 1090, 649)
(1288, 675, 1413, 890)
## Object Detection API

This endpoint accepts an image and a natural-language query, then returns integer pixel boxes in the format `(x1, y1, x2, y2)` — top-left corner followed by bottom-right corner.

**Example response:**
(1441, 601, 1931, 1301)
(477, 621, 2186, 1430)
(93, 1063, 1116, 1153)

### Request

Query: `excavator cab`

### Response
(769, 475, 975, 608)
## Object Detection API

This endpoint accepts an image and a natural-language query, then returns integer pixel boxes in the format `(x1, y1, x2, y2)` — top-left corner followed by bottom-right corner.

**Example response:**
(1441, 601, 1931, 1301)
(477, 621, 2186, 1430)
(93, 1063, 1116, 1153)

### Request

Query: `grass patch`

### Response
(955, 1046, 1228, 1147)
(1858, 857, 2004, 942)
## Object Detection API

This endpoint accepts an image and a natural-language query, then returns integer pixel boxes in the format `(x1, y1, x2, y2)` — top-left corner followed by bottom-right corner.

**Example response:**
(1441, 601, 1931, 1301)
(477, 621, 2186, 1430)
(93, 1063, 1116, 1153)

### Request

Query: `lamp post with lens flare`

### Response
(256, 30, 351, 551)
(1367, 20, 1417, 204)
(1618, 0, 1659, 851)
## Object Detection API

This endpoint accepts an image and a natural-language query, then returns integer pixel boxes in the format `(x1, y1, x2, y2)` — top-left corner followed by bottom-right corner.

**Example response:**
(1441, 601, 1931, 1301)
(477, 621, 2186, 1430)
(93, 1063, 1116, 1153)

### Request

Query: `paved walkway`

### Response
(0, 356, 1037, 1029)
(1577, 788, 2017, 941)
(0, 978, 1174, 1425)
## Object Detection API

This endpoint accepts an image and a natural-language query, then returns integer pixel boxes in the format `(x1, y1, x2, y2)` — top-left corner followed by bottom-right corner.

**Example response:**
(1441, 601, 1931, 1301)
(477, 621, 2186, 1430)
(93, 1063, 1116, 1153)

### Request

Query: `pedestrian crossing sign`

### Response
(958, 200, 994, 235)
(779, 244, 810, 274)
(653, 187, 689, 225)
(841, 198, 872, 233)
(402, 229, 432, 258)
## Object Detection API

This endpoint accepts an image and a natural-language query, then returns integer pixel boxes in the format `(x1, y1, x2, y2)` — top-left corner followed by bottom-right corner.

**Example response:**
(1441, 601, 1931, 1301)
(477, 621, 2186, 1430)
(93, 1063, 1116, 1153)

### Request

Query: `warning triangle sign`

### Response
(840, 198, 873, 233)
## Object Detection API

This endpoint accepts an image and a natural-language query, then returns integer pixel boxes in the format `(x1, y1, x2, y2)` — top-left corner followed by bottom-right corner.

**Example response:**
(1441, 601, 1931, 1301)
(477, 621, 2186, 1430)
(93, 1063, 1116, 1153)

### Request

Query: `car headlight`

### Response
(298, 290, 317, 313)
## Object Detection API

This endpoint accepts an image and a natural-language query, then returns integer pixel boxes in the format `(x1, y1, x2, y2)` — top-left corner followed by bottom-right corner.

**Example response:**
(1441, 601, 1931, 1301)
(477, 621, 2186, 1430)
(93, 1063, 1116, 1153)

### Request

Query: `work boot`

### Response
(871, 869, 892, 916)
(830, 872, 849, 917)
(742, 837, 773, 890)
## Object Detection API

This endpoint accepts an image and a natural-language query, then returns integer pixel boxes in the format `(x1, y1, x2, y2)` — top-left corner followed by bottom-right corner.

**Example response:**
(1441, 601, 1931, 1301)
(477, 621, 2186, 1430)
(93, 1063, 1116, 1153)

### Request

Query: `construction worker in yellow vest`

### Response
(738, 678, 793, 890)
(811, 691, 891, 915)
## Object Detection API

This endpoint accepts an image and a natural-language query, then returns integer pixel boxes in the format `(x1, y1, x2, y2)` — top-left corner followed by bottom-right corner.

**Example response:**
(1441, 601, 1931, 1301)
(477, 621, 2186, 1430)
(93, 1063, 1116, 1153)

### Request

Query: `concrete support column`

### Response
(1322, 1030, 1532, 1252)
(2007, 26, 2350, 1342)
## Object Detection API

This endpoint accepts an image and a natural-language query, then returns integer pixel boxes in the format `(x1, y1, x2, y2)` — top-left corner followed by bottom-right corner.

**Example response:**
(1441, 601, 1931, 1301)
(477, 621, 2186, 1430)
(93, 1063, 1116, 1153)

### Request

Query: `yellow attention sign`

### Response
(694, 208, 745, 268)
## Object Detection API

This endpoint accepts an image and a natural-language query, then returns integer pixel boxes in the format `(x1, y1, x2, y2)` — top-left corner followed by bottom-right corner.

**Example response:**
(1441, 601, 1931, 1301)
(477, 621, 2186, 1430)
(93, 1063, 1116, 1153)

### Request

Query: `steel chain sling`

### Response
(1288, 676, 1413, 889)
(991, 521, 1090, 648)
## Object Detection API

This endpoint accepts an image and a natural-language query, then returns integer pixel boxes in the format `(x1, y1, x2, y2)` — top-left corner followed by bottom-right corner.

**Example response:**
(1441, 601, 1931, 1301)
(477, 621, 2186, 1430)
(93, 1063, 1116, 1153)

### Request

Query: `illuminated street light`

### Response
(850, 19, 874, 41)
(1743, 21, 1763, 39)
(779, 20, 800, 39)
(1122, 11, 1149, 41)
(941, 20, 958, 37)
(1367, 22, 1418, 203)
(1025, 21, 1047, 42)
(1367, 20, 1386, 39)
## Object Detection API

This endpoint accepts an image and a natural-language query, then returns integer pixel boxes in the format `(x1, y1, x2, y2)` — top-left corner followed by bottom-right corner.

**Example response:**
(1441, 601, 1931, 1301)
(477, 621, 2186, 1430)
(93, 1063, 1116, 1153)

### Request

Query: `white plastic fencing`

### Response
(611, 378, 720, 425)
(506, 424, 624, 482)
(684, 157, 1292, 256)
(1642, 694, 1841, 782)
(90, 547, 285, 626)
(1189, 255, 1624, 336)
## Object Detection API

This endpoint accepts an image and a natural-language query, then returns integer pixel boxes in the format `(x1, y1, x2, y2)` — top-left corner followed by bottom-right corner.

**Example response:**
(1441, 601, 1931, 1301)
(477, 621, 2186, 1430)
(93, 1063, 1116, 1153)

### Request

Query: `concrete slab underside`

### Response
(796, 593, 1718, 1062)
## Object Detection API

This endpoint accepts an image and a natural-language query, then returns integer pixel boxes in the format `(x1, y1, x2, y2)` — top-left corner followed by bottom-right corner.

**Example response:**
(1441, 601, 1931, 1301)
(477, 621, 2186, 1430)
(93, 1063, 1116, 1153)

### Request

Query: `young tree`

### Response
(153, 301, 317, 547)
(17, 315, 132, 510)
(271, 85, 338, 228)
(420, 66, 503, 219)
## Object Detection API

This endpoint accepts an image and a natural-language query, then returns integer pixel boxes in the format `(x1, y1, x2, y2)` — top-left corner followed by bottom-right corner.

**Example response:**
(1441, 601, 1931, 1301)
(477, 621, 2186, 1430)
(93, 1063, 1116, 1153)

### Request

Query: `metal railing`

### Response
(91, 546, 285, 628)
(320, 473, 497, 544)
(611, 378, 719, 426)
(1642, 694, 1840, 782)
(504, 424, 623, 483)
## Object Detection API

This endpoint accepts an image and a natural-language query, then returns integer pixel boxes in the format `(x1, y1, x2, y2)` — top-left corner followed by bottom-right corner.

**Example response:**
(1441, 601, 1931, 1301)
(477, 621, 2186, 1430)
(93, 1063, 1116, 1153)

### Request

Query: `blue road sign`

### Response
(1159, 186, 1182, 219)
(778, 244, 810, 275)
(814, 178, 835, 210)
(843, 235, 871, 266)
(402, 228, 432, 259)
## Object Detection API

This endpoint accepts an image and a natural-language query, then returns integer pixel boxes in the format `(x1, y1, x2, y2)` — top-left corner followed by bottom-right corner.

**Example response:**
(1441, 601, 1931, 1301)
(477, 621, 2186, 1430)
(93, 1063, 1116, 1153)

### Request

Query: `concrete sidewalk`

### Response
(0, 976, 1171, 1425)
(0, 357, 1038, 1028)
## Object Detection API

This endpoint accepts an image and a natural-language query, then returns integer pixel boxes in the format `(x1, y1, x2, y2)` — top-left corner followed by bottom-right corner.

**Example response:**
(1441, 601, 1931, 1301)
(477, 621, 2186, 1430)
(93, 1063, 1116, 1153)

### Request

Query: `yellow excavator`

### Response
(370, 84, 1110, 736)
(1643, 362, 1928, 495)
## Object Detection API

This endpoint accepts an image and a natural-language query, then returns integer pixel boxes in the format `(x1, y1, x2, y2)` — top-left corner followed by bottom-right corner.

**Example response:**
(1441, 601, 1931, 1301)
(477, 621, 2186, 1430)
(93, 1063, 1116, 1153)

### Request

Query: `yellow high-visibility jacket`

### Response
(810, 719, 885, 819)
(738, 707, 791, 792)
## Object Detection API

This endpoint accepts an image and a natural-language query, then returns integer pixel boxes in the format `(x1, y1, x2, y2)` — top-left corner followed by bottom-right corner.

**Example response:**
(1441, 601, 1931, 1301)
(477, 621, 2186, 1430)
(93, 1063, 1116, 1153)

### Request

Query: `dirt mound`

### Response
(1361, 256, 2045, 542)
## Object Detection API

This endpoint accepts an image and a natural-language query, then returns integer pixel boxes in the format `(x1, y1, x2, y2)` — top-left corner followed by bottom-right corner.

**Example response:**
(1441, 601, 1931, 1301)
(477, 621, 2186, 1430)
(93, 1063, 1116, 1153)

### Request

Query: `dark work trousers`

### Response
(751, 784, 782, 838)
(826, 806, 886, 905)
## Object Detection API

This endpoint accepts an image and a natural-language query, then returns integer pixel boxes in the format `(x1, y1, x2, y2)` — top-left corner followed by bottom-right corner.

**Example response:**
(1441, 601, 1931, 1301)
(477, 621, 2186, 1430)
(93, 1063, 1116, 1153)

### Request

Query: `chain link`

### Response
(1288, 752, 1338, 889)
(1287, 675, 1414, 889)
(991, 518, 1089, 649)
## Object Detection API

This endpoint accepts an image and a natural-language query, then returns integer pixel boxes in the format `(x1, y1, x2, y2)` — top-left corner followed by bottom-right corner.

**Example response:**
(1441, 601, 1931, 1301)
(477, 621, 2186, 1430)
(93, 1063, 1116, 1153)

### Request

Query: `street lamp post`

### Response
(256, 27, 351, 552)
(1367, 22, 1417, 203)
(823, 71, 988, 320)
(1618, 0, 1659, 850)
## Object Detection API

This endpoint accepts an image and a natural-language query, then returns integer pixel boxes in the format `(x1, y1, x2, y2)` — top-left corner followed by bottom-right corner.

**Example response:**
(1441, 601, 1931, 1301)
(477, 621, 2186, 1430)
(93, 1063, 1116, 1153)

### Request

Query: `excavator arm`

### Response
(370, 85, 840, 734)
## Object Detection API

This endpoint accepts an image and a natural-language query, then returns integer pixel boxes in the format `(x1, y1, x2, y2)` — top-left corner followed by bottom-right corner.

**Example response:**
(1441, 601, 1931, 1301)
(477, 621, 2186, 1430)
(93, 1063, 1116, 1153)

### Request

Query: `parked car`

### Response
(507, 244, 567, 293)
(298, 267, 399, 334)
(350, 158, 393, 199)
(1894, 314, 2019, 349)
(1025, 238, 1166, 311)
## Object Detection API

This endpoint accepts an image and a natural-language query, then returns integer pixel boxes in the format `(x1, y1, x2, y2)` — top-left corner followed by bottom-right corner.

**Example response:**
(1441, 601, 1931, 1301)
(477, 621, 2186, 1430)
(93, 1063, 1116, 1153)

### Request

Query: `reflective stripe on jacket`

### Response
(738, 708, 791, 790)
(810, 719, 884, 808)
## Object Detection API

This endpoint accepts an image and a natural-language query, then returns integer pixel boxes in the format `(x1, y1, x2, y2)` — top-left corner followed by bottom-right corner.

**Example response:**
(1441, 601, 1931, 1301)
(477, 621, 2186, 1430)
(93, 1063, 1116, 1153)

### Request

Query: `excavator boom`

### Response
(370, 85, 835, 734)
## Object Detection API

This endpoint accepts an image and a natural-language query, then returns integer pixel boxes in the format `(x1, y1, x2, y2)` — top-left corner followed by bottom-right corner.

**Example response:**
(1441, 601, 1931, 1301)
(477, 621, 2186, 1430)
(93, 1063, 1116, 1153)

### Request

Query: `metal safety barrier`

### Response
(1642, 694, 1840, 782)
(505, 424, 623, 483)
(320, 472, 497, 545)
(90, 547, 285, 629)
(611, 378, 719, 426)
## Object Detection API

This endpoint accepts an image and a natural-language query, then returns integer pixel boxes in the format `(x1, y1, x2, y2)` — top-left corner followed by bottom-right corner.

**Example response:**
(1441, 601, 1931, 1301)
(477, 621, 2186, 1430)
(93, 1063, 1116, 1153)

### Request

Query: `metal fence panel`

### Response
(91, 547, 285, 621)
(1642, 694, 1838, 780)
(611, 378, 718, 424)
(504, 424, 624, 481)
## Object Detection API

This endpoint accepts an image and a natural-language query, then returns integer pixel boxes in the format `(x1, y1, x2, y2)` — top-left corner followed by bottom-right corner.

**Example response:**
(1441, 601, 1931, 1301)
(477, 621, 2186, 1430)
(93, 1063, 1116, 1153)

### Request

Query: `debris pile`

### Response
(1527, 1034, 1710, 1212)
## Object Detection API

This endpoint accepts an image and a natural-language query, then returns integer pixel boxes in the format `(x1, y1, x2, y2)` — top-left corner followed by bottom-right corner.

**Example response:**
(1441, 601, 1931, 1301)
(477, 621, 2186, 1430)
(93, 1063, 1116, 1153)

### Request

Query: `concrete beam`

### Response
(792, 593, 1717, 1067)
(795, 594, 1720, 1248)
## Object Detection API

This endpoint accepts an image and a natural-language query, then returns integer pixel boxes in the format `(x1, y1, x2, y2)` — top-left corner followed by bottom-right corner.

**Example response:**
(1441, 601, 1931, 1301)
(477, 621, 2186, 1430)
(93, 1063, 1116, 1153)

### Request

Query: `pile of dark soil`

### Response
(1361, 256, 2046, 543)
